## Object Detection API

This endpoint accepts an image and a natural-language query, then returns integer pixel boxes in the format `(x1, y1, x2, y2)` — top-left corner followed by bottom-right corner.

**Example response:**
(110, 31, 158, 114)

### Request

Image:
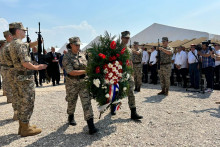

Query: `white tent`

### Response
(57, 43, 68, 53)
(82, 36, 100, 51)
(131, 23, 220, 44)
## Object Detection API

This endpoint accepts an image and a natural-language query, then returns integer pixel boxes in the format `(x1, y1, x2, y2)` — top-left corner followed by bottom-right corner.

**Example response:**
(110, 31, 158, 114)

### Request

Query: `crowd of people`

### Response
(140, 41, 220, 93)
(0, 21, 220, 138)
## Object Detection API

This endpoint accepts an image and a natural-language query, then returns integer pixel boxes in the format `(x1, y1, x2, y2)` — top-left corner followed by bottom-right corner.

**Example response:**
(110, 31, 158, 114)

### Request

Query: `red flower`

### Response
(110, 41, 116, 49)
(116, 54, 120, 58)
(109, 56, 113, 61)
(103, 64, 108, 69)
(96, 66, 100, 73)
(119, 61, 122, 65)
(112, 56, 116, 61)
(98, 53, 106, 59)
(119, 69, 123, 73)
(121, 48, 126, 54)
(126, 60, 130, 66)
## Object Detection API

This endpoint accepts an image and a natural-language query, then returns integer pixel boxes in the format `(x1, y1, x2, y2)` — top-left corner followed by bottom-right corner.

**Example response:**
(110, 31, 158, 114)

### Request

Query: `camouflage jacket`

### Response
(160, 46, 173, 64)
(62, 51, 87, 74)
(132, 48, 142, 63)
(3, 42, 14, 68)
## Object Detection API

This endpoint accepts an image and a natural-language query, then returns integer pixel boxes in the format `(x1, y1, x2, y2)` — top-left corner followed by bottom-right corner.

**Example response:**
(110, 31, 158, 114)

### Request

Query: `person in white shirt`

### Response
(188, 44, 200, 89)
(214, 43, 220, 85)
(141, 45, 149, 83)
(170, 50, 176, 86)
(149, 46, 158, 84)
(175, 46, 188, 88)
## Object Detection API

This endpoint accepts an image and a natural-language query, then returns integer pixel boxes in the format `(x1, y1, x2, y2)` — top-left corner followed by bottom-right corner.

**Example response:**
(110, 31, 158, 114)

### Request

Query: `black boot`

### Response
(131, 108, 143, 120)
(87, 118, 98, 135)
(134, 86, 137, 92)
(110, 105, 116, 115)
(68, 114, 77, 126)
(137, 86, 141, 92)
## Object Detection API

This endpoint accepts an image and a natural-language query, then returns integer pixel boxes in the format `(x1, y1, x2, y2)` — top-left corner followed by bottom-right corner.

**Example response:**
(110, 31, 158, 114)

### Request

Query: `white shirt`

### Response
(142, 50, 149, 64)
(149, 50, 158, 65)
(215, 49, 220, 66)
(188, 49, 198, 64)
(175, 50, 188, 68)
(171, 53, 176, 69)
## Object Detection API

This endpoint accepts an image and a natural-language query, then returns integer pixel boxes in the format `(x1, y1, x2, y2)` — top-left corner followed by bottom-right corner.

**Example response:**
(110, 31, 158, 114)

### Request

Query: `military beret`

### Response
(9, 22, 27, 31)
(162, 37, 168, 42)
(69, 37, 82, 45)
(121, 31, 130, 38)
(3, 30, 11, 37)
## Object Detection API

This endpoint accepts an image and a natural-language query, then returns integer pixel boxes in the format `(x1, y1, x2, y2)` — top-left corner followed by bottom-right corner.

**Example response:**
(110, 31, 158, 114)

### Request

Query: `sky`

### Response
(1, 0, 220, 50)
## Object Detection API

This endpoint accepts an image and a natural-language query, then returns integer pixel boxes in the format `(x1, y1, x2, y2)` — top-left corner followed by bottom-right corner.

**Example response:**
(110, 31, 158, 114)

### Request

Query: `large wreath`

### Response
(86, 32, 133, 115)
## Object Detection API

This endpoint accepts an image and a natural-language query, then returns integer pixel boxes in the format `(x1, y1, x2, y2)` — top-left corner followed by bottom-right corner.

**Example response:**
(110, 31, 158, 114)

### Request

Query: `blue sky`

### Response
(1, 0, 220, 50)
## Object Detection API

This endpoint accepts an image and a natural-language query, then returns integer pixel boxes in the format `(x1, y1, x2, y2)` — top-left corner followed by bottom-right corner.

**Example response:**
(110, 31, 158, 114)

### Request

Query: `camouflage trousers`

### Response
(1, 67, 13, 102)
(15, 75, 35, 123)
(128, 76, 136, 109)
(133, 64, 142, 87)
(65, 77, 93, 121)
(158, 64, 171, 90)
(7, 69, 19, 111)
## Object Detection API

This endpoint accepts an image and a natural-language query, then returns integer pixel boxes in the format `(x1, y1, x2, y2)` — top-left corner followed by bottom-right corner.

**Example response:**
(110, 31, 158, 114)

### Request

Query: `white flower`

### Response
(115, 61, 119, 66)
(108, 72, 113, 78)
(118, 73, 122, 77)
(104, 68, 108, 74)
(105, 79, 109, 84)
(118, 65, 122, 69)
(123, 87, 127, 91)
(126, 73, 130, 79)
(110, 79, 114, 84)
(105, 94, 109, 98)
(93, 79, 100, 88)
(108, 63, 113, 68)
(112, 76, 117, 80)
(112, 67, 117, 72)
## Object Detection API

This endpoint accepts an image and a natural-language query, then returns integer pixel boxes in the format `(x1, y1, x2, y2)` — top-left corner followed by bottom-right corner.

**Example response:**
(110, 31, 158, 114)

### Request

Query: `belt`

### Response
(160, 62, 171, 65)
(0, 64, 14, 68)
(67, 74, 85, 79)
(189, 62, 198, 64)
(133, 62, 141, 64)
(17, 70, 34, 75)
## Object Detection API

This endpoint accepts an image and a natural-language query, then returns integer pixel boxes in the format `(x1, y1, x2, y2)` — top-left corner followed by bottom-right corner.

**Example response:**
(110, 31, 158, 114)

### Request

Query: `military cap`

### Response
(69, 37, 82, 45)
(9, 22, 27, 31)
(162, 37, 168, 42)
(3, 30, 11, 37)
(133, 41, 139, 45)
(121, 31, 130, 38)
(0, 40, 6, 47)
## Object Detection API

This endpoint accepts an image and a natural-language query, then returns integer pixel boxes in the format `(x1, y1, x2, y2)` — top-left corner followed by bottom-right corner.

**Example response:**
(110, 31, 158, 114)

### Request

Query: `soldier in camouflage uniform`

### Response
(0, 40, 7, 96)
(2, 31, 19, 120)
(111, 31, 143, 120)
(9, 22, 47, 137)
(132, 41, 143, 92)
(62, 37, 98, 135)
(158, 37, 173, 96)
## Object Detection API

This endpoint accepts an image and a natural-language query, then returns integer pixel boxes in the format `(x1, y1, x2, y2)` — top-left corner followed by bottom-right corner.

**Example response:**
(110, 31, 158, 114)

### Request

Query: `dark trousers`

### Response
(189, 63, 200, 89)
(142, 64, 148, 83)
(52, 70, 60, 84)
(214, 65, 220, 84)
(203, 66, 214, 89)
(39, 70, 46, 85)
(175, 68, 181, 83)
(34, 71, 38, 86)
(150, 64, 158, 84)
(170, 68, 175, 85)
(180, 68, 188, 87)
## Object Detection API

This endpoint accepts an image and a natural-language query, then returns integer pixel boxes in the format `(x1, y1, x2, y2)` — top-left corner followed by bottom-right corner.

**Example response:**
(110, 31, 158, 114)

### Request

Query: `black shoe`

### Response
(131, 108, 143, 120)
(110, 105, 116, 115)
(68, 114, 77, 126)
(53, 82, 55, 86)
(134, 87, 137, 92)
(87, 118, 98, 135)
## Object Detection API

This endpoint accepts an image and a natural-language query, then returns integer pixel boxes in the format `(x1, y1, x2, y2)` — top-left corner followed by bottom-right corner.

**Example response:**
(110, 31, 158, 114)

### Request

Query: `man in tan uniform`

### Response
(111, 31, 143, 120)
(158, 37, 173, 96)
(0, 40, 7, 96)
(132, 41, 143, 92)
(9, 22, 47, 137)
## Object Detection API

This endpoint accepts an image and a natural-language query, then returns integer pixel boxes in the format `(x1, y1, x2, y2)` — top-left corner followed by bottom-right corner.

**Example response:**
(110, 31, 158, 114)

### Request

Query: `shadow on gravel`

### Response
(0, 134, 20, 146)
(26, 113, 131, 147)
(185, 92, 211, 99)
(0, 119, 14, 127)
(191, 106, 220, 118)
(0, 102, 8, 106)
(144, 95, 166, 103)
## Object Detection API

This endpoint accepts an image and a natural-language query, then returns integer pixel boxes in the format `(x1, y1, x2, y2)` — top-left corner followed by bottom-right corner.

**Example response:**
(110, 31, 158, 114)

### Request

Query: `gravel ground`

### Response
(0, 80, 220, 147)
